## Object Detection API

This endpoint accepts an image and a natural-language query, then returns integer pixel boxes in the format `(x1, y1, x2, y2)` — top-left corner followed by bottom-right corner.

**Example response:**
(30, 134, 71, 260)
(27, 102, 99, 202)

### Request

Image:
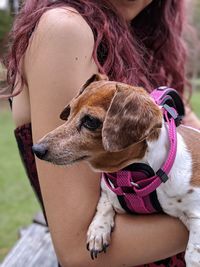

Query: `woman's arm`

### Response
(25, 8, 188, 267)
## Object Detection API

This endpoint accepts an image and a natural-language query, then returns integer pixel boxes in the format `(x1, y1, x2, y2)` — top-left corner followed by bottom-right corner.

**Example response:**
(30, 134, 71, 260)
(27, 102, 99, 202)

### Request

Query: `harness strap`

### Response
(133, 110, 177, 197)
(103, 173, 157, 213)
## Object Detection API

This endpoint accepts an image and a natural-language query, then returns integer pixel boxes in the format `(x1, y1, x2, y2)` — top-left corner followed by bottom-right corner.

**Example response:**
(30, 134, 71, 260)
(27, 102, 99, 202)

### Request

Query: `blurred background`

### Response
(0, 0, 200, 263)
(0, 0, 41, 262)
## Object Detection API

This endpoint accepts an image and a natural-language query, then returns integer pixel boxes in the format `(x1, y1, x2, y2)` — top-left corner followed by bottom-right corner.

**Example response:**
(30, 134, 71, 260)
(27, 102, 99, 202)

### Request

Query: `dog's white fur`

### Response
(87, 123, 200, 267)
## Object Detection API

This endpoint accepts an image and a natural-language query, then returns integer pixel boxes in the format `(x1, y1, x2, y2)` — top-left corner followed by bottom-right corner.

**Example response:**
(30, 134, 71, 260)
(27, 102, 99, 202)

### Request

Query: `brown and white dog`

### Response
(33, 74, 200, 267)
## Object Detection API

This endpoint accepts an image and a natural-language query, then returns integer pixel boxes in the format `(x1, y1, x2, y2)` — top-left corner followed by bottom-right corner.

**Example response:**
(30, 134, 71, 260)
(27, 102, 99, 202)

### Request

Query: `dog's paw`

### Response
(86, 216, 114, 260)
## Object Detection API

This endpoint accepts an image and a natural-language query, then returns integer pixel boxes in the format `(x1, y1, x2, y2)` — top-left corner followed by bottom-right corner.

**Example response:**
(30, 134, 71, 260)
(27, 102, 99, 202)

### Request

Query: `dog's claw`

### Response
(89, 244, 110, 260)
(95, 250, 98, 259)
(90, 249, 99, 260)
(90, 250, 94, 260)
(103, 243, 109, 253)
(86, 243, 89, 251)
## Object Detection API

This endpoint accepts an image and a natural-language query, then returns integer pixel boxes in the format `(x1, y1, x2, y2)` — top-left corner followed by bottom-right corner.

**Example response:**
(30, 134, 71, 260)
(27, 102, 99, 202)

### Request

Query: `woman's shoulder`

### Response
(31, 6, 95, 50)
(24, 6, 98, 132)
(25, 6, 97, 79)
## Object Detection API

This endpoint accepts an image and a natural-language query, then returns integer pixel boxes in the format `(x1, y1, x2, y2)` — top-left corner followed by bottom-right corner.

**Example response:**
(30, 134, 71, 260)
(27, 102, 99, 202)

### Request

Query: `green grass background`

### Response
(0, 106, 40, 261)
(0, 90, 199, 262)
(191, 90, 200, 117)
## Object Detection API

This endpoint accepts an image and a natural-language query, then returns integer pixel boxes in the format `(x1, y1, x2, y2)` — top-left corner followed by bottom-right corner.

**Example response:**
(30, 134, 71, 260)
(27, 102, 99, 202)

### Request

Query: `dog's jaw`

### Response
(88, 140, 148, 172)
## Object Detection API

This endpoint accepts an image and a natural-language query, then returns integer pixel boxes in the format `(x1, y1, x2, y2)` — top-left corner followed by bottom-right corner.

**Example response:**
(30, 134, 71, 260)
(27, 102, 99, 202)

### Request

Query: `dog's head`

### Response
(32, 74, 162, 172)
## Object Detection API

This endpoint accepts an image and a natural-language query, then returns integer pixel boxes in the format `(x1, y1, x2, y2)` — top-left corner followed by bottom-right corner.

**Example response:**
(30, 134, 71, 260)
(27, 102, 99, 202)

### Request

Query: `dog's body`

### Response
(33, 74, 200, 266)
(88, 124, 200, 266)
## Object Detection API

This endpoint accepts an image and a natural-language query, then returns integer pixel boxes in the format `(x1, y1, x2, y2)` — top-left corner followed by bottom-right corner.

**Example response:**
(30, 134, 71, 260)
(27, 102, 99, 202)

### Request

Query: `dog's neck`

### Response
(143, 121, 170, 172)
(89, 121, 171, 173)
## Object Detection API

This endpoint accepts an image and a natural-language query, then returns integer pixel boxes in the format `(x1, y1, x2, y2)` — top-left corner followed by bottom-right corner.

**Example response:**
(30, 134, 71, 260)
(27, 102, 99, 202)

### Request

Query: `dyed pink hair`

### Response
(5, 0, 188, 96)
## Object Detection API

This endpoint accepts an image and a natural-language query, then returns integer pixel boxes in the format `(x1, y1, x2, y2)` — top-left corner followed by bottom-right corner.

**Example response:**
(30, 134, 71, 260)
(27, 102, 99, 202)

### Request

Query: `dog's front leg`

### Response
(86, 179, 116, 260)
(185, 217, 200, 267)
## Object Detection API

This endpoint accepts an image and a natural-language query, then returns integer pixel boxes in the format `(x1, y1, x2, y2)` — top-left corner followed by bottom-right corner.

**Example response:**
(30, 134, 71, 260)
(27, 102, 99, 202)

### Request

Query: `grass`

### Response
(0, 106, 40, 262)
(192, 78, 200, 88)
(0, 10, 13, 55)
(191, 90, 200, 117)
(0, 91, 199, 262)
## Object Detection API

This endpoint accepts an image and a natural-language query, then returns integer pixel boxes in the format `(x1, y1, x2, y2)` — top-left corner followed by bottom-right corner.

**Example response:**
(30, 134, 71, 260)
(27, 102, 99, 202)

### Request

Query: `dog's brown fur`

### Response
(178, 126, 200, 187)
(36, 74, 163, 172)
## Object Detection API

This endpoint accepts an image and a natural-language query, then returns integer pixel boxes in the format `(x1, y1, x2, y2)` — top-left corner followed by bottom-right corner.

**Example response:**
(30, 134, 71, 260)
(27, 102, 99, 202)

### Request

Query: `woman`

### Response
(4, 0, 200, 266)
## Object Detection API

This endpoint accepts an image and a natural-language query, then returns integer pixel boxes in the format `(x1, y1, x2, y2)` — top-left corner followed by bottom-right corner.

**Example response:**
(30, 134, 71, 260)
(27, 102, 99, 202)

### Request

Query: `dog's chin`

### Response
(88, 162, 122, 173)
(42, 155, 90, 166)
(88, 158, 140, 173)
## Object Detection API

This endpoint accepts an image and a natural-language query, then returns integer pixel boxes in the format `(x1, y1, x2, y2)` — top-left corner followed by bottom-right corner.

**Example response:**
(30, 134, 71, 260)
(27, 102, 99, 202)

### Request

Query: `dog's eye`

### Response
(81, 115, 102, 131)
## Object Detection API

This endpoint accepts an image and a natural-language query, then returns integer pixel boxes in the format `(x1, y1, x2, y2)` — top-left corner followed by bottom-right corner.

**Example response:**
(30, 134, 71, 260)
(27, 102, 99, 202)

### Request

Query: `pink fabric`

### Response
(103, 171, 157, 214)
(136, 252, 185, 267)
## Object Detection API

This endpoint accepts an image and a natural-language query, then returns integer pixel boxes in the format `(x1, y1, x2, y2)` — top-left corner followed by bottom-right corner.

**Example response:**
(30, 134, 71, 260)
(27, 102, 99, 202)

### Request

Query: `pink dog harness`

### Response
(102, 86, 185, 214)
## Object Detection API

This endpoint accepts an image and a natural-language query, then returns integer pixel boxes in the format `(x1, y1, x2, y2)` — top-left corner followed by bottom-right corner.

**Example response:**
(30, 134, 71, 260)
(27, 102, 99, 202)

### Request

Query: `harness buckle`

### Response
(156, 168, 169, 183)
(130, 181, 140, 188)
(163, 104, 182, 126)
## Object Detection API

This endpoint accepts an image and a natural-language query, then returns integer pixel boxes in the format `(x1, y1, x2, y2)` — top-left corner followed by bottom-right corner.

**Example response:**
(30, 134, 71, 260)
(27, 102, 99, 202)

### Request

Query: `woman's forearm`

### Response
(110, 213, 188, 267)
(58, 212, 188, 267)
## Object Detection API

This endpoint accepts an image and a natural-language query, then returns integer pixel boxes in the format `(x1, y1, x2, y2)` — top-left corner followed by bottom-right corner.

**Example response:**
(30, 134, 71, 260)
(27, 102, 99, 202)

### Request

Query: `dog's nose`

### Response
(32, 144, 48, 159)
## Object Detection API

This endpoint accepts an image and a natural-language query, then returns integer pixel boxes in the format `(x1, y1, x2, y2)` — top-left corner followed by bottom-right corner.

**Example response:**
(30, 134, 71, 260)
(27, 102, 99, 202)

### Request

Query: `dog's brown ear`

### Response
(60, 104, 70, 121)
(102, 84, 162, 152)
(79, 73, 108, 95)
(60, 74, 108, 121)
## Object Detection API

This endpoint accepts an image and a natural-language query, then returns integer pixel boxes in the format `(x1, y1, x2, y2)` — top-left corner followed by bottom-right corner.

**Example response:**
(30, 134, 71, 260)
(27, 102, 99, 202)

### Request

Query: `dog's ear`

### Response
(60, 74, 108, 121)
(102, 84, 162, 152)
(60, 104, 70, 121)
(79, 73, 108, 95)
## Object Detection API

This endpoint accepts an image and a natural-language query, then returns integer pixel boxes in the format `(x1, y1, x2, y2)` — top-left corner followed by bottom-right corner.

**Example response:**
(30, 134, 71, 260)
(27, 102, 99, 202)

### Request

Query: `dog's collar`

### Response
(103, 87, 184, 205)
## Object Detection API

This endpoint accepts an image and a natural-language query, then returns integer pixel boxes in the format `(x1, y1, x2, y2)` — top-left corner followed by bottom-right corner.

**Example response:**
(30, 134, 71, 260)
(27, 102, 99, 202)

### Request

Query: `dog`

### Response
(33, 74, 200, 267)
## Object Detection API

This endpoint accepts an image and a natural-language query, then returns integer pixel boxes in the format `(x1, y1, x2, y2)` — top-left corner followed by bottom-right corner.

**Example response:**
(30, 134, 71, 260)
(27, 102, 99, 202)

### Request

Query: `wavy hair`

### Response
(4, 0, 188, 96)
